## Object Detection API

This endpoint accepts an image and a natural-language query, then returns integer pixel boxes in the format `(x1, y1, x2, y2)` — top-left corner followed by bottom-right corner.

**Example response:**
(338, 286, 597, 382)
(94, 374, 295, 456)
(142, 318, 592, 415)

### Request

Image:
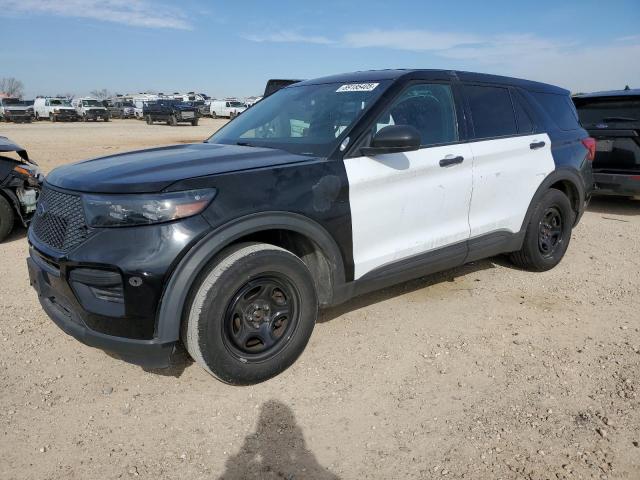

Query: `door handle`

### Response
(439, 155, 464, 167)
(530, 141, 546, 150)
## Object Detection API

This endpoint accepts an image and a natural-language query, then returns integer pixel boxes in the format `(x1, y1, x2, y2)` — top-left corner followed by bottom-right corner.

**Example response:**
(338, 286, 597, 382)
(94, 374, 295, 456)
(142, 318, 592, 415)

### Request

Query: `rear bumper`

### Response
(27, 255, 175, 368)
(594, 172, 640, 197)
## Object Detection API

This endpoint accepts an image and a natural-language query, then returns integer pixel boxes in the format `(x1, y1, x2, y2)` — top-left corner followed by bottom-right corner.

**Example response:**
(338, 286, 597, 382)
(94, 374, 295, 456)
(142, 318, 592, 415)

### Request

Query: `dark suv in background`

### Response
(573, 88, 640, 198)
(27, 69, 594, 385)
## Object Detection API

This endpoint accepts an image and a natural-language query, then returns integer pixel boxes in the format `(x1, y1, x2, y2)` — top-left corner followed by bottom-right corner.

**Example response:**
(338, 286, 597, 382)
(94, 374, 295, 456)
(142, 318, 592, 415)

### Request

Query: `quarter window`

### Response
(374, 83, 458, 147)
(464, 85, 517, 138)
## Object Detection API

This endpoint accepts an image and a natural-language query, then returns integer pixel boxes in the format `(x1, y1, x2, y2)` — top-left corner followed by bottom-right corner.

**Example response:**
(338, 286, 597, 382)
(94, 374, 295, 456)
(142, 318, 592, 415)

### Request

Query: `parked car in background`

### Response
(132, 94, 160, 119)
(144, 99, 199, 126)
(105, 99, 135, 119)
(0, 98, 33, 123)
(209, 98, 246, 118)
(33, 97, 78, 122)
(27, 69, 594, 385)
(245, 96, 263, 108)
(72, 97, 110, 122)
(0, 136, 42, 242)
(263, 79, 301, 97)
(573, 87, 640, 198)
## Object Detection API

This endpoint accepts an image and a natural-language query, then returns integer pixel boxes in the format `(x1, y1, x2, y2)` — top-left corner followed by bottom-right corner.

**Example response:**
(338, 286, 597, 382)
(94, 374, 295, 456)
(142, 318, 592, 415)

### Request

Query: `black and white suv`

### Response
(27, 70, 594, 384)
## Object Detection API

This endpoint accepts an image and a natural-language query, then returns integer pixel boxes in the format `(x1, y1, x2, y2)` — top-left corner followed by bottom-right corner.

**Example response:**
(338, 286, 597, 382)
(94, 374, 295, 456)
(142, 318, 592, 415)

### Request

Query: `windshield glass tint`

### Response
(575, 98, 640, 125)
(50, 99, 71, 106)
(208, 81, 390, 156)
(82, 100, 102, 107)
(4, 99, 24, 105)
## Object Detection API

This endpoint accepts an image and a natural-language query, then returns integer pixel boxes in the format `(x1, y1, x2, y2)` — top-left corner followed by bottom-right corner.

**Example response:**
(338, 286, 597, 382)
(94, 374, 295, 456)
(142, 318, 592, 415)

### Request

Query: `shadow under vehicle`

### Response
(0, 137, 42, 242)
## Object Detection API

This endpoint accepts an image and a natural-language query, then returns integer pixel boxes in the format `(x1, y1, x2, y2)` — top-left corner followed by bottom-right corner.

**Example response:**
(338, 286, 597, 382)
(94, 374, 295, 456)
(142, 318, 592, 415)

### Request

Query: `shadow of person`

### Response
(219, 400, 340, 480)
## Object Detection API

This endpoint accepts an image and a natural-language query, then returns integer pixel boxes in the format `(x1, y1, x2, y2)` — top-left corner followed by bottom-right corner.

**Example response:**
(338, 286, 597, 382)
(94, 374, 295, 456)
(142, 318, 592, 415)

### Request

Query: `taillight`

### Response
(581, 137, 596, 162)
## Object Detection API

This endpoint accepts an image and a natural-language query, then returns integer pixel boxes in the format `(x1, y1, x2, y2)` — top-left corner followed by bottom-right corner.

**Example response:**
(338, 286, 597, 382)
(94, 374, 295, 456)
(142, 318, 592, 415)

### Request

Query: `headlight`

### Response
(83, 188, 216, 227)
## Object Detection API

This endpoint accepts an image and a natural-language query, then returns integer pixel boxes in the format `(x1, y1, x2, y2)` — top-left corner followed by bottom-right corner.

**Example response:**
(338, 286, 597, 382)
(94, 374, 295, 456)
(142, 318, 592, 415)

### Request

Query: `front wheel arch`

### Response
(155, 212, 346, 343)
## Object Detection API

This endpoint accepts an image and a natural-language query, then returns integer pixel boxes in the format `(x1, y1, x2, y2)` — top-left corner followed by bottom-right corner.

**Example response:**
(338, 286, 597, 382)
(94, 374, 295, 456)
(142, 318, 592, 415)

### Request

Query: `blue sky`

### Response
(1, 0, 638, 99)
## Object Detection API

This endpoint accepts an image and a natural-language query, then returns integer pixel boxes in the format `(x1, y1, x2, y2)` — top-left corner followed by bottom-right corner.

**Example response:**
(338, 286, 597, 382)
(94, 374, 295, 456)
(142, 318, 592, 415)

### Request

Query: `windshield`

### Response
(574, 98, 640, 126)
(3, 98, 26, 106)
(49, 99, 71, 106)
(82, 99, 102, 107)
(208, 81, 390, 156)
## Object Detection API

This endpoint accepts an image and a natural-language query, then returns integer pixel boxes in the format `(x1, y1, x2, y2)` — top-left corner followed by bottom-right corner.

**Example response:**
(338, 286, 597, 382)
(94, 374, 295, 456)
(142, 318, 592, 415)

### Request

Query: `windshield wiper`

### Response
(236, 142, 257, 147)
(602, 116, 637, 122)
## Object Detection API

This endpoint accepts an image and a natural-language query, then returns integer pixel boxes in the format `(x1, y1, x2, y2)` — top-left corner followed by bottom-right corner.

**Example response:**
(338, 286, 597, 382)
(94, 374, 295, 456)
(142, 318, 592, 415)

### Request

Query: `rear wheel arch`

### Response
(155, 212, 346, 343)
(521, 169, 585, 231)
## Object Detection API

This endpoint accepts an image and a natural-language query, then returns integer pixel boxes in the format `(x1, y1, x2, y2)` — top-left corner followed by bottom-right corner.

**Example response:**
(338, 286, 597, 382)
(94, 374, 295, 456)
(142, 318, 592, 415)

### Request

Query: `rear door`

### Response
(463, 84, 554, 238)
(345, 82, 473, 279)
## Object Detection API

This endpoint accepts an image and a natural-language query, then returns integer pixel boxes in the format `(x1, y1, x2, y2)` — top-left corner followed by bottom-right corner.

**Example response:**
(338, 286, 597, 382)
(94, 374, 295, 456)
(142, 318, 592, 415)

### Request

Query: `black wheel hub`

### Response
(223, 276, 299, 360)
(538, 206, 563, 257)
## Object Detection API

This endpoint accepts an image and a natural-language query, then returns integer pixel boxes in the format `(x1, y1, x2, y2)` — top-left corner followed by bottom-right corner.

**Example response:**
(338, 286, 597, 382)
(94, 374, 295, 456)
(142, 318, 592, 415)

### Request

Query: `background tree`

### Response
(0, 77, 25, 98)
(90, 88, 111, 100)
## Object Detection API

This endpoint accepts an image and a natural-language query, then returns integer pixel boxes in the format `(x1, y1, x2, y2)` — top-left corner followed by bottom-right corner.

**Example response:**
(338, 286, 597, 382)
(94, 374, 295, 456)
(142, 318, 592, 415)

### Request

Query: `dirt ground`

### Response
(0, 119, 639, 480)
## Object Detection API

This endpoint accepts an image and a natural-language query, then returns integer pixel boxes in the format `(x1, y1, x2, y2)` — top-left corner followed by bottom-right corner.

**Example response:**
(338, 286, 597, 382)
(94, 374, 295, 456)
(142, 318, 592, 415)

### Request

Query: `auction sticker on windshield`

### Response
(336, 83, 379, 93)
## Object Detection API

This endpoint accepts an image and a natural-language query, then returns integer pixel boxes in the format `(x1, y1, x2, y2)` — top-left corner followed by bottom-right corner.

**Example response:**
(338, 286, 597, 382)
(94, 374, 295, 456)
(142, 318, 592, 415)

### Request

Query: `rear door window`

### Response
(464, 85, 517, 139)
(532, 92, 580, 131)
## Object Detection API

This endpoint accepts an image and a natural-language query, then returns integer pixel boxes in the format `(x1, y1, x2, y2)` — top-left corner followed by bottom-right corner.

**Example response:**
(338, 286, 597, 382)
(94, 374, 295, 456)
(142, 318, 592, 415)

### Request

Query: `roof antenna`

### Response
(624, 85, 630, 90)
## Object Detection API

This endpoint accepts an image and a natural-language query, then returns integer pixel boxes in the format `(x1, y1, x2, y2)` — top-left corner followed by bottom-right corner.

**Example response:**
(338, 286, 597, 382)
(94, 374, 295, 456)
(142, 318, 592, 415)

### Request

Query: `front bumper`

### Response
(594, 172, 640, 197)
(27, 212, 212, 368)
(27, 253, 175, 367)
(85, 110, 109, 120)
(53, 111, 78, 121)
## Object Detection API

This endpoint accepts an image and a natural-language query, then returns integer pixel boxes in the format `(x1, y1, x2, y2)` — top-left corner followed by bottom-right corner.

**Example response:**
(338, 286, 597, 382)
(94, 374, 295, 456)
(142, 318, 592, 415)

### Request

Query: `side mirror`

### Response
(360, 125, 421, 156)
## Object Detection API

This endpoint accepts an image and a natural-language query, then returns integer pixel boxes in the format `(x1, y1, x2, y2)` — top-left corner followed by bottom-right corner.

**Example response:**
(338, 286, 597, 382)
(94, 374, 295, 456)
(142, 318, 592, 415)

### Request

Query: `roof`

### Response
(295, 69, 568, 94)
(573, 88, 640, 99)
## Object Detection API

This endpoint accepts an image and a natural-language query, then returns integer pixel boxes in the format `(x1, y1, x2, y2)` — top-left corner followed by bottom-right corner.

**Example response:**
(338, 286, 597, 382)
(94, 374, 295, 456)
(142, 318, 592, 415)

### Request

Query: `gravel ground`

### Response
(0, 119, 639, 479)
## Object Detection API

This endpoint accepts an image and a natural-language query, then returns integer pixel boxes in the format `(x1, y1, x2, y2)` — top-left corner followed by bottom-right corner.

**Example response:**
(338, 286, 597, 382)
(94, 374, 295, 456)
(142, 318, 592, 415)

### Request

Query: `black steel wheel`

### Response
(182, 243, 318, 385)
(223, 275, 300, 361)
(510, 189, 574, 271)
(538, 206, 563, 258)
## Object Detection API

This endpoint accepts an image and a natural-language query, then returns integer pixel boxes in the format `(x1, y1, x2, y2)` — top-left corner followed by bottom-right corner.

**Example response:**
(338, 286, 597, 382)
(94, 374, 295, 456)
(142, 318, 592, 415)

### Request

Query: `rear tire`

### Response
(182, 243, 318, 385)
(191, 118, 199, 126)
(0, 195, 15, 243)
(509, 189, 574, 271)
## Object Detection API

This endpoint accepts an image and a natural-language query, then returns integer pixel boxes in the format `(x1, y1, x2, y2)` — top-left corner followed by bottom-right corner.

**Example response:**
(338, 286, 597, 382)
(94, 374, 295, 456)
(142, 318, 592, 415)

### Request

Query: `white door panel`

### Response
(468, 133, 554, 237)
(346, 144, 473, 279)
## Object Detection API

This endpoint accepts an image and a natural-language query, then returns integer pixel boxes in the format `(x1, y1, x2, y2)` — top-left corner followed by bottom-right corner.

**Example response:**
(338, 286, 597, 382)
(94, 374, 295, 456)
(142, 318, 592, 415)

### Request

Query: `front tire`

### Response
(182, 243, 318, 385)
(191, 118, 199, 126)
(510, 189, 575, 271)
(0, 195, 15, 242)
(169, 115, 177, 126)
(146, 115, 153, 125)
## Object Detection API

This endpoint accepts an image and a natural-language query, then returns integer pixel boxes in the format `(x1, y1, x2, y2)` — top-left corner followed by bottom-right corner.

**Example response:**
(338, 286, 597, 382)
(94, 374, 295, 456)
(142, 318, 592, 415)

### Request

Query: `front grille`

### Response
(32, 186, 90, 253)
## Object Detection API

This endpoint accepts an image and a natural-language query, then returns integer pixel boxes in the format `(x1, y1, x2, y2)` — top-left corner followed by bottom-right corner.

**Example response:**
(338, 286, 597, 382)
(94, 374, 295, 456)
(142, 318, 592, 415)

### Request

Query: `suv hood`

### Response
(46, 143, 313, 193)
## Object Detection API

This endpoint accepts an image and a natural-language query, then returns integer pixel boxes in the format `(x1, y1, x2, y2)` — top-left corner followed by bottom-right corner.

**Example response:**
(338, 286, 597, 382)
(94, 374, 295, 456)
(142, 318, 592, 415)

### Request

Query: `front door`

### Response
(345, 82, 473, 279)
